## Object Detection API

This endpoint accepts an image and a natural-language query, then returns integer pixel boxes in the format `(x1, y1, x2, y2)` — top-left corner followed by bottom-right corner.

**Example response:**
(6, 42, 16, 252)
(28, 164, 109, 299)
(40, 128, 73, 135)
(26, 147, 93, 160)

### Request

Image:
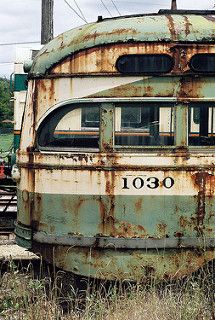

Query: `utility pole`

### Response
(171, 0, 177, 10)
(41, 0, 54, 44)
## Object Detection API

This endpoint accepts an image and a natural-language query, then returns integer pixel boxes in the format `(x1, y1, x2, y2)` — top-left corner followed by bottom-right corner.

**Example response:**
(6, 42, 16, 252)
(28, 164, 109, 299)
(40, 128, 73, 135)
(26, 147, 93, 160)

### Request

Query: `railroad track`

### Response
(0, 188, 39, 262)
(0, 188, 17, 242)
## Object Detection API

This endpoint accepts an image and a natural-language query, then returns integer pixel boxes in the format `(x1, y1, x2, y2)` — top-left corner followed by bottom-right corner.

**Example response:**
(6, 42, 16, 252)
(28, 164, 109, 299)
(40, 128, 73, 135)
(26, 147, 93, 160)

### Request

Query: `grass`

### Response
(0, 134, 13, 153)
(0, 261, 214, 320)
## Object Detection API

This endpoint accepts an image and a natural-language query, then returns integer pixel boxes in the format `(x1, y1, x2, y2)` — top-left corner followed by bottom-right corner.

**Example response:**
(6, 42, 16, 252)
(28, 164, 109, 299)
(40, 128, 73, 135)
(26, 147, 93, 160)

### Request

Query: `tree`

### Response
(0, 78, 13, 128)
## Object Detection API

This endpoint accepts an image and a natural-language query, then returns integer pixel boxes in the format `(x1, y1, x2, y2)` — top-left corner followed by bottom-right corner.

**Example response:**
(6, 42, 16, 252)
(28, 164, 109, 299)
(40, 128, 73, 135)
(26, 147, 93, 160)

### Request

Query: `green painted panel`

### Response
(17, 192, 215, 239)
(100, 103, 114, 151)
(62, 247, 215, 280)
(32, 243, 215, 281)
(13, 134, 20, 151)
(87, 77, 215, 99)
(14, 74, 27, 91)
(16, 189, 215, 280)
(175, 104, 187, 146)
(30, 14, 215, 77)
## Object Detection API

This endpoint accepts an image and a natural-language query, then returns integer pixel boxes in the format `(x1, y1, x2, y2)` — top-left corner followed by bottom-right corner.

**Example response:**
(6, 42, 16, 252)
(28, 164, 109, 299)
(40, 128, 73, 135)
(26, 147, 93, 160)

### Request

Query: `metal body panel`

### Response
(17, 189, 214, 238)
(19, 75, 215, 150)
(31, 245, 214, 281)
(16, 150, 214, 279)
(16, 12, 215, 281)
(14, 74, 28, 92)
(30, 14, 215, 77)
(50, 43, 215, 76)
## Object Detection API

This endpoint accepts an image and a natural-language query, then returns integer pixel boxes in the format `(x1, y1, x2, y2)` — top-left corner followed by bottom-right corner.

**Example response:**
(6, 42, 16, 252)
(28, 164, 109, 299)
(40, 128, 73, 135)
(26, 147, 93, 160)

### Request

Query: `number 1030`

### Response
(122, 176, 175, 190)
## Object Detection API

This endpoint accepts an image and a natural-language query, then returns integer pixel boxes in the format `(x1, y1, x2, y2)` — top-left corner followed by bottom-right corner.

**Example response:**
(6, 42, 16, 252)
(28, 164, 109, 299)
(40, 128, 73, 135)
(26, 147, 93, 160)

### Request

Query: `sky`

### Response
(0, 0, 214, 78)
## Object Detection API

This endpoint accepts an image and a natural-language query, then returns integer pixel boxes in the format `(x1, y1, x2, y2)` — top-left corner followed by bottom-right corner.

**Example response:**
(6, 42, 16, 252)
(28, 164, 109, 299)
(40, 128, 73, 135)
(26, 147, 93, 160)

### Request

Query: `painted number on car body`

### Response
(122, 177, 174, 189)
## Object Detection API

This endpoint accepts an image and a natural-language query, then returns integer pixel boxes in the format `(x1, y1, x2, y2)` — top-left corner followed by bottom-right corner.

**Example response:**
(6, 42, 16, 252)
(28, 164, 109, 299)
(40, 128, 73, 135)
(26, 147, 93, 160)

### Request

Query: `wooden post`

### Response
(171, 0, 177, 10)
(41, 0, 54, 44)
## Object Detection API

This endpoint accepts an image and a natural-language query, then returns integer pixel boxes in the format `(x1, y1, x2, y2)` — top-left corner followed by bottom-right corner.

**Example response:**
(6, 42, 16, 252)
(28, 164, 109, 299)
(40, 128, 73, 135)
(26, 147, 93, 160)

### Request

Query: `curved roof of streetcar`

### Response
(30, 10, 215, 78)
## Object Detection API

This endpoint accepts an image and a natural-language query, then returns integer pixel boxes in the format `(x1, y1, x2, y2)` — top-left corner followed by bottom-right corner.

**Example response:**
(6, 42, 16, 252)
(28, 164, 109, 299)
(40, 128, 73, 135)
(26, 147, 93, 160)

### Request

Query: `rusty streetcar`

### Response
(14, 9, 215, 281)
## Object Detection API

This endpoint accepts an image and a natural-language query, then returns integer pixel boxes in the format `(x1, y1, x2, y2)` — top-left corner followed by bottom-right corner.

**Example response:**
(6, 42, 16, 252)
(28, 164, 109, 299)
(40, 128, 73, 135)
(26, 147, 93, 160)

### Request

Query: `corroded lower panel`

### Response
(16, 192, 215, 239)
(16, 146, 214, 280)
(31, 242, 215, 281)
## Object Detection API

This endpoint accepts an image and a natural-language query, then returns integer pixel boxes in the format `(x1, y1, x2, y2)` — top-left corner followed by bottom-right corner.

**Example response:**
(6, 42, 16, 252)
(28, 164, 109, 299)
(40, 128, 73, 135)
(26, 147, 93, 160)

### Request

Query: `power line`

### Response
(111, 0, 121, 15)
(0, 41, 40, 46)
(73, 0, 88, 23)
(100, 0, 113, 17)
(63, 0, 87, 23)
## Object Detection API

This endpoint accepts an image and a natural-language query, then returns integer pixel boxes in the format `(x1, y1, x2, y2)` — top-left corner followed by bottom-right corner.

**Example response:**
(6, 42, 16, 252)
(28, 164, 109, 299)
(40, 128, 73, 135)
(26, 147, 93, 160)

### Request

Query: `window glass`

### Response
(115, 104, 174, 146)
(189, 105, 215, 146)
(38, 105, 99, 149)
(38, 103, 215, 150)
(82, 107, 99, 128)
(190, 54, 215, 73)
(116, 54, 174, 74)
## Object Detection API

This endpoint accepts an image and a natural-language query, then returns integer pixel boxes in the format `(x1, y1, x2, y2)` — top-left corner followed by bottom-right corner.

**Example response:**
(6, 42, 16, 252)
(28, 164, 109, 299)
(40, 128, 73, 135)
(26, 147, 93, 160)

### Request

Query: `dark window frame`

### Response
(189, 54, 215, 73)
(36, 102, 215, 152)
(37, 103, 101, 151)
(188, 103, 215, 146)
(115, 103, 174, 147)
(81, 107, 100, 128)
(116, 54, 174, 75)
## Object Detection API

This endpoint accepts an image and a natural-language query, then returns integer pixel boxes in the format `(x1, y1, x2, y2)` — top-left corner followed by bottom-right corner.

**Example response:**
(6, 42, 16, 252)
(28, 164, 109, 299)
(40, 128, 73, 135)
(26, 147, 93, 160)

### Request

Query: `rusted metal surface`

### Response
(193, 171, 215, 236)
(100, 104, 114, 152)
(16, 154, 214, 240)
(16, 136, 214, 281)
(15, 11, 215, 281)
(31, 243, 215, 281)
(22, 79, 215, 131)
(29, 13, 215, 78)
(50, 43, 215, 76)
(33, 233, 215, 249)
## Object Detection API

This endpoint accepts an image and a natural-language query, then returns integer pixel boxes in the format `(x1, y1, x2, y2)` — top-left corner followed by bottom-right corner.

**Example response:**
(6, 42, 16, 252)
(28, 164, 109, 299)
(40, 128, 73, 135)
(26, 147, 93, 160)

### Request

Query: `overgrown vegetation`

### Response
(0, 133, 13, 152)
(0, 261, 214, 320)
(0, 77, 13, 129)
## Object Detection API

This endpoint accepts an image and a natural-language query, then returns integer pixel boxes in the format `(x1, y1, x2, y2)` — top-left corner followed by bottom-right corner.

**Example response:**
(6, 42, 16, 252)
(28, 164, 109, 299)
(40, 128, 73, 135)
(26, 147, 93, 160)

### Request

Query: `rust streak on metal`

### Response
(174, 231, 184, 237)
(79, 28, 138, 44)
(104, 170, 116, 235)
(98, 197, 106, 235)
(111, 221, 147, 238)
(135, 198, 143, 212)
(193, 172, 213, 235)
(204, 15, 215, 22)
(184, 16, 192, 36)
(166, 15, 177, 41)
(49, 41, 214, 76)
(157, 223, 168, 238)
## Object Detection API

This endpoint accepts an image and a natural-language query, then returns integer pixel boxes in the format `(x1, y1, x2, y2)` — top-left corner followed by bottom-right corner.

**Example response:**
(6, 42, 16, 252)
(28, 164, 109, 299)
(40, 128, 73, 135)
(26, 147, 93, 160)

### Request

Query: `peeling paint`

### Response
(16, 11, 215, 282)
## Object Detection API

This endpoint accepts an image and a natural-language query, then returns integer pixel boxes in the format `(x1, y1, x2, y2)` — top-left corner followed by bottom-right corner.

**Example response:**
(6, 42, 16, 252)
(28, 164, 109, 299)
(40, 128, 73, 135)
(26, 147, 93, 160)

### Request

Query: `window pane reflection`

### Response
(115, 104, 174, 146)
(38, 105, 100, 149)
(189, 106, 215, 146)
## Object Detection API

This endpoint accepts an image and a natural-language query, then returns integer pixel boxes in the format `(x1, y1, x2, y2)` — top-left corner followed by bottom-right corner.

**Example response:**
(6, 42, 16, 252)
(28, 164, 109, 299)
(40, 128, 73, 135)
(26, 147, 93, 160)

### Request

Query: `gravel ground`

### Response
(0, 244, 38, 260)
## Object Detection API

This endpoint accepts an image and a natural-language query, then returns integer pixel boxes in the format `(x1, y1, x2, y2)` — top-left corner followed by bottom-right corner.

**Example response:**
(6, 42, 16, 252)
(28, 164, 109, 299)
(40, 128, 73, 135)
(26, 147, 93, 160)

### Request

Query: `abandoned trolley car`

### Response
(15, 10, 215, 281)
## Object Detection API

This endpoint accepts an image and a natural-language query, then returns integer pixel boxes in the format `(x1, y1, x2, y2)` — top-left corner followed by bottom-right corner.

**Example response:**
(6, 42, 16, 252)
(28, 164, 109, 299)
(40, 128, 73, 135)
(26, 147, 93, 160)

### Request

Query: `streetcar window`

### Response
(37, 104, 100, 150)
(190, 54, 215, 73)
(193, 107, 200, 124)
(82, 108, 99, 127)
(116, 54, 174, 74)
(189, 105, 215, 146)
(115, 104, 174, 146)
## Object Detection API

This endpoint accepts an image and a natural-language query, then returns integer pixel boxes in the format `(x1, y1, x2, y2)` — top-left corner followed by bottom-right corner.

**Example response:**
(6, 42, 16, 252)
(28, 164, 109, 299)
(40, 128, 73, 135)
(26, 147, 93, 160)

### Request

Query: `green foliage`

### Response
(0, 134, 13, 152)
(0, 77, 13, 128)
